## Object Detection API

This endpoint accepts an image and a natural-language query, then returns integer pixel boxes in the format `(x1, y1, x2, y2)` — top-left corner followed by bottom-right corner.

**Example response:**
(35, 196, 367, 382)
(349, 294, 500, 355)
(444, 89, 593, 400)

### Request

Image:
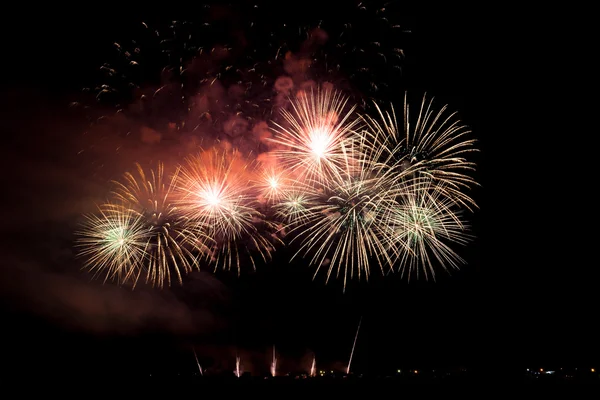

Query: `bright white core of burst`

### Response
(202, 187, 222, 207)
(308, 127, 331, 159)
(268, 177, 278, 189)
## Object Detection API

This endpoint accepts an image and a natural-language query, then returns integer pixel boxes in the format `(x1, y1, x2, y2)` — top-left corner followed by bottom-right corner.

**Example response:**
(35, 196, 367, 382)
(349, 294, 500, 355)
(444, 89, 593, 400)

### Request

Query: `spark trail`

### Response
(346, 316, 362, 374)
(270, 345, 277, 377)
(235, 355, 241, 378)
(192, 348, 203, 376)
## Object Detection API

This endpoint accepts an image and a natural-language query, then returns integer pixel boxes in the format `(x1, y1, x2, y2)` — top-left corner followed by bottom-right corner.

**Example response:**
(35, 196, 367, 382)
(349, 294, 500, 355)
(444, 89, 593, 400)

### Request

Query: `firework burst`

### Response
(176, 147, 281, 274)
(110, 162, 209, 288)
(70, 2, 482, 293)
(253, 166, 291, 204)
(269, 87, 362, 184)
(362, 93, 479, 210)
(388, 178, 472, 280)
(75, 203, 150, 287)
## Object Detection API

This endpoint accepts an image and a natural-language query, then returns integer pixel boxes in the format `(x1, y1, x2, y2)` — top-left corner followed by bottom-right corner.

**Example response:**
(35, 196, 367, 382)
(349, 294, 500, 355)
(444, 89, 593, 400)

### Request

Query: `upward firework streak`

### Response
(76, 86, 478, 289)
(235, 355, 241, 378)
(310, 356, 316, 377)
(110, 162, 207, 287)
(193, 348, 203, 376)
(346, 316, 362, 375)
(270, 346, 277, 377)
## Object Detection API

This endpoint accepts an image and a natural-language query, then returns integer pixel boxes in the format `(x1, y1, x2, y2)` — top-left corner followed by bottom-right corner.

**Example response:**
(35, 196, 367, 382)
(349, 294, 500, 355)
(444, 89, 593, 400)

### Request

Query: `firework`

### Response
(235, 355, 241, 378)
(269, 87, 362, 184)
(253, 166, 291, 204)
(362, 92, 479, 210)
(75, 203, 149, 287)
(69, 0, 481, 296)
(310, 356, 316, 377)
(175, 147, 281, 274)
(272, 189, 317, 228)
(110, 162, 209, 288)
(86, 2, 410, 121)
(346, 316, 362, 375)
(286, 136, 403, 289)
(270, 345, 277, 377)
(388, 178, 472, 280)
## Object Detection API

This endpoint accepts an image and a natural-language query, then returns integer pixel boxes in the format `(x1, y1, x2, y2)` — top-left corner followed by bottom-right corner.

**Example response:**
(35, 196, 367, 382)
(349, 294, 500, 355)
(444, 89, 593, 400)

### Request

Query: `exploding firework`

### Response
(75, 203, 150, 287)
(388, 178, 472, 280)
(86, 2, 410, 119)
(362, 93, 479, 210)
(75, 1, 411, 173)
(110, 162, 209, 288)
(286, 135, 405, 289)
(193, 348, 203, 376)
(270, 87, 361, 184)
(253, 166, 291, 204)
(270, 345, 277, 377)
(175, 147, 281, 274)
(272, 189, 316, 228)
(235, 355, 241, 378)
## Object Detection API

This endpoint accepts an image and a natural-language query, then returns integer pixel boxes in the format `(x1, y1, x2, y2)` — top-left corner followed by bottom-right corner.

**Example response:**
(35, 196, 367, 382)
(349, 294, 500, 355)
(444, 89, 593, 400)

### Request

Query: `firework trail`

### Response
(74, 2, 411, 180)
(270, 345, 277, 377)
(193, 348, 203, 376)
(75, 203, 150, 287)
(346, 316, 362, 375)
(310, 355, 316, 377)
(110, 162, 209, 287)
(235, 355, 241, 378)
(254, 166, 291, 205)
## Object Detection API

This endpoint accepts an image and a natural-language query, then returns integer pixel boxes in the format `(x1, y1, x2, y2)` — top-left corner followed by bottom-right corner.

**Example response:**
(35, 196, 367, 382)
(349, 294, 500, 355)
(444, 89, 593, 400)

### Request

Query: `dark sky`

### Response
(0, 2, 593, 379)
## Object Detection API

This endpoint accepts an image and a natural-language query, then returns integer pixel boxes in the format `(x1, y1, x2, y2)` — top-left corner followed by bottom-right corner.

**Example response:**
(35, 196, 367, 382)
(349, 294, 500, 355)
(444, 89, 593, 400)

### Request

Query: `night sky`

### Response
(0, 2, 594, 380)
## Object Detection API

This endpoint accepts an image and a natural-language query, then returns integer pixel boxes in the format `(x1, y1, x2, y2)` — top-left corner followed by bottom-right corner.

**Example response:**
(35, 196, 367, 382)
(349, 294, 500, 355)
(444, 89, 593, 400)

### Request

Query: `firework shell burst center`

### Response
(74, 8, 478, 290)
